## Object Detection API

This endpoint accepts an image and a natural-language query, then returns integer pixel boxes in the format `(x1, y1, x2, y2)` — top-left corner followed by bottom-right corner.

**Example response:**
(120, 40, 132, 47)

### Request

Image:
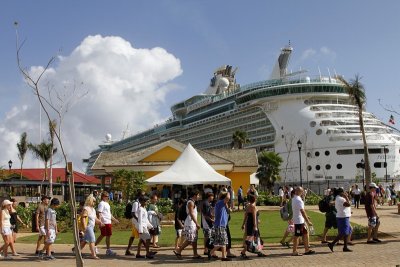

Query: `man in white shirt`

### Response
(351, 184, 361, 209)
(291, 187, 315, 256)
(95, 191, 119, 256)
(328, 188, 352, 252)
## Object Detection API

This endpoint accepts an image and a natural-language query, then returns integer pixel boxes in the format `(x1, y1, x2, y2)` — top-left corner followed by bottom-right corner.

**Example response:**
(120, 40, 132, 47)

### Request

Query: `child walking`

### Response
(43, 198, 60, 260)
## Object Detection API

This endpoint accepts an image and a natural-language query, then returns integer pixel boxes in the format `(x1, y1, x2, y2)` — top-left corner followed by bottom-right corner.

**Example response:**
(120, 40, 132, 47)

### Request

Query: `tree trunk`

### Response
(49, 153, 53, 197)
(67, 162, 84, 266)
(359, 109, 371, 188)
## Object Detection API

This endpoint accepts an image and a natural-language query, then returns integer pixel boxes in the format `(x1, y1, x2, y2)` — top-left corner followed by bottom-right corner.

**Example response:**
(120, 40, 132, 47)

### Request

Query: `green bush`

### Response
(157, 198, 174, 214)
(264, 195, 281, 206)
(305, 194, 323, 205)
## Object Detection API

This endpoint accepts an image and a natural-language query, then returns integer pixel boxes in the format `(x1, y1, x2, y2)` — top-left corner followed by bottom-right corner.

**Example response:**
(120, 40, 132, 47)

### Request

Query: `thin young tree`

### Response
(49, 119, 57, 197)
(17, 132, 28, 179)
(337, 75, 371, 186)
(15, 22, 86, 266)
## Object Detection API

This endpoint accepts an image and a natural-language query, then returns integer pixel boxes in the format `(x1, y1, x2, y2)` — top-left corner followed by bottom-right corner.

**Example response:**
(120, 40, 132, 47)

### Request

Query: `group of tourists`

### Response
(0, 180, 392, 261)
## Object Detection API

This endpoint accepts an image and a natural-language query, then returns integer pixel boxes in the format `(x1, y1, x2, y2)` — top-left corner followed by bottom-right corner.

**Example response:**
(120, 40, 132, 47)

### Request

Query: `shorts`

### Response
(202, 228, 212, 239)
(100, 224, 112, 236)
(368, 217, 380, 228)
(294, 223, 307, 237)
(1, 227, 12, 236)
(213, 226, 228, 247)
(39, 226, 46, 236)
(336, 217, 351, 236)
(287, 222, 295, 233)
(84, 226, 96, 243)
(175, 229, 182, 238)
(325, 214, 337, 229)
(183, 225, 198, 243)
(131, 225, 139, 238)
(46, 229, 56, 244)
(139, 229, 151, 241)
(11, 224, 18, 233)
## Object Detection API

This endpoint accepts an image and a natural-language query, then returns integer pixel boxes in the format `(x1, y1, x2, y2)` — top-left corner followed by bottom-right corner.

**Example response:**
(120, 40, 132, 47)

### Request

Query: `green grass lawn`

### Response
(18, 210, 341, 246)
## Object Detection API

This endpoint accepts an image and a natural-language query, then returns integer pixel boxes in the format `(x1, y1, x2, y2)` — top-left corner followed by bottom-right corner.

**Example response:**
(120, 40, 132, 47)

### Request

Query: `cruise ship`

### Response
(86, 45, 400, 185)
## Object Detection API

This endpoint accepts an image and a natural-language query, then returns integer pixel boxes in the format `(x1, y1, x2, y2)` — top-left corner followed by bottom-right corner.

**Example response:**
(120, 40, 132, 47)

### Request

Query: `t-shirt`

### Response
(352, 188, 361, 196)
(84, 206, 96, 228)
(201, 200, 213, 229)
(365, 191, 377, 218)
(97, 201, 112, 224)
(335, 196, 351, 218)
(37, 203, 48, 227)
(292, 195, 305, 224)
(131, 200, 140, 220)
(45, 207, 57, 230)
(279, 188, 284, 197)
(213, 200, 228, 227)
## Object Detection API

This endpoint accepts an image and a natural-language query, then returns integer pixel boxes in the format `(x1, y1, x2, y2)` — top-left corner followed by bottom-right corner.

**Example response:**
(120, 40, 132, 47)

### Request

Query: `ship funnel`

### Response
(270, 45, 293, 80)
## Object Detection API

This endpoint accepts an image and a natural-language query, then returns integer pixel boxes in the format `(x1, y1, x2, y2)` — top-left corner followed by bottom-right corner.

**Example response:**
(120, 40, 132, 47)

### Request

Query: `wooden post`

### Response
(67, 162, 84, 266)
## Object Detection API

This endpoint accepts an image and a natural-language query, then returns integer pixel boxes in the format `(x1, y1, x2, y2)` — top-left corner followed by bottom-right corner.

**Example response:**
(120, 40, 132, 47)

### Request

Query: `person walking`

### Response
(173, 190, 202, 259)
(327, 188, 352, 252)
(95, 191, 119, 256)
(237, 186, 245, 210)
(351, 185, 361, 209)
(240, 194, 266, 259)
(201, 192, 214, 256)
(35, 195, 50, 256)
(42, 198, 60, 260)
(321, 189, 337, 243)
(280, 190, 295, 247)
(174, 199, 185, 251)
(79, 194, 103, 259)
(365, 183, 382, 244)
(0, 200, 17, 260)
(148, 194, 162, 248)
(135, 196, 155, 259)
(291, 187, 315, 256)
(125, 190, 145, 256)
(207, 191, 231, 261)
(1, 199, 25, 256)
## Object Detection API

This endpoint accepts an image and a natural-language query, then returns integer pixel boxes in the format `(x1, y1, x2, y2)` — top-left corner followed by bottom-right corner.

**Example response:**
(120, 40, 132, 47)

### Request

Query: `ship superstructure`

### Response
(86, 45, 400, 185)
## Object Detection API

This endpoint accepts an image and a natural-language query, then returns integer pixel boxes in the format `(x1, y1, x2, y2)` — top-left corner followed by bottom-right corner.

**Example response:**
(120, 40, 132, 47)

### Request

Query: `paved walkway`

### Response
(3, 204, 400, 266)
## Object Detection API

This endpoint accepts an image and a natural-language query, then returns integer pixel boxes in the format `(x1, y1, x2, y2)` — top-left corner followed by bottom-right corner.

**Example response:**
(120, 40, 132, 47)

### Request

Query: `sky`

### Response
(1, 1, 400, 173)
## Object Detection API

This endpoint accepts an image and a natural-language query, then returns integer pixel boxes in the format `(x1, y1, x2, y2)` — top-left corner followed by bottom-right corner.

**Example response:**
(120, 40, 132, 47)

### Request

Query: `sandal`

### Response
(240, 252, 249, 259)
(304, 250, 316, 255)
(292, 252, 303, 256)
(192, 254, 203, 259)
(173, 250, 182, 259)
(90, 256, 100, 260)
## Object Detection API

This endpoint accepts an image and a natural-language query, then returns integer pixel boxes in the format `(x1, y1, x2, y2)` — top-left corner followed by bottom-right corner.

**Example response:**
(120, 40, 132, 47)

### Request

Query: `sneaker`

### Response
(94, 247, 99, 254)
(106, 249, 117, 256)
(45, 255, 56, 260)
(373, 238, 382, 243)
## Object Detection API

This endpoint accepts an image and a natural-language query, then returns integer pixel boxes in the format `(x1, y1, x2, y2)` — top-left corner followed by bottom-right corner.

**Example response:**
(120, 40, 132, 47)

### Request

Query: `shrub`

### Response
(305, 194, 322, 205)
(264, 195, 281, 206)
(157, 198, 174, 215)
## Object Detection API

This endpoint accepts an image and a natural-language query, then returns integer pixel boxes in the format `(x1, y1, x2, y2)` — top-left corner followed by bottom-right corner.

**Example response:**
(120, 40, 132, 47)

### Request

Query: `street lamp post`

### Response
(297, 140, 303, 187)
(8, 160, 12, 171)
(382, 145, 388, 183)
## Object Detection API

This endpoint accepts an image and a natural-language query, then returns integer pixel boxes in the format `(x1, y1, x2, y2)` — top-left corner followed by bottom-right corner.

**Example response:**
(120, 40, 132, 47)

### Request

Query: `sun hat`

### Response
(369, 182, 378, 188)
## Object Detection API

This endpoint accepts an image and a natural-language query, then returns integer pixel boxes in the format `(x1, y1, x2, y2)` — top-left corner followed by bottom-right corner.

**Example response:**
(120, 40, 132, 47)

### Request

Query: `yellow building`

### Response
(91, 139, 258, 193)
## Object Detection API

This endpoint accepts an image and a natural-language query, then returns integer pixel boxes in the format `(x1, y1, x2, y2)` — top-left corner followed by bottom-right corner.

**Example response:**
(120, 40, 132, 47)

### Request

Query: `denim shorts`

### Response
(84, 226, 96, 243)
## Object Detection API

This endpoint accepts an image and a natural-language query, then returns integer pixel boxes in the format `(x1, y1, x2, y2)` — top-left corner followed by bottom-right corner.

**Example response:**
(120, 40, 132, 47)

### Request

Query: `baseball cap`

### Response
(2, 199, 12, 206)
(369, 182, 378, 188)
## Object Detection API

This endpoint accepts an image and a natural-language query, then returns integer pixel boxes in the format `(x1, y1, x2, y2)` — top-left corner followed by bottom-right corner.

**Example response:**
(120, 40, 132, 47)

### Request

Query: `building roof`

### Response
(91, 139, 258, 172)
(6, 168, 100, 184)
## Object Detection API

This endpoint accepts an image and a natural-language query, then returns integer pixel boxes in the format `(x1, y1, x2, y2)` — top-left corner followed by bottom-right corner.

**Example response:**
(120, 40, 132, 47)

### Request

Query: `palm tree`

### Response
(17, 132, 28, 179)
(256, 151, 283, 192)
(337, 74, 371, 186)
(48, 120, 57, 197)
(28, 141, 57, 194)
(230, 130, 250, 149)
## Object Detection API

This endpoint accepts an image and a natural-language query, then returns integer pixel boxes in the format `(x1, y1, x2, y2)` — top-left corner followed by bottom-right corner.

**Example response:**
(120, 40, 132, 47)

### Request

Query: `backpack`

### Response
(280, 203, 290, 221)
(178, 200, 189, 221)
(124, 202, 133, 219)
(318, 196, 330, 213)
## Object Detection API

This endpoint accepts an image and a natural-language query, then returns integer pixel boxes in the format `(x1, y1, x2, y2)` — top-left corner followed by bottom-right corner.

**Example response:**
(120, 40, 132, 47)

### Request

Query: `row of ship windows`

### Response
(306, 148, 389, 158)
(307, 161, 389, 172)
(304, 99, 350, 106)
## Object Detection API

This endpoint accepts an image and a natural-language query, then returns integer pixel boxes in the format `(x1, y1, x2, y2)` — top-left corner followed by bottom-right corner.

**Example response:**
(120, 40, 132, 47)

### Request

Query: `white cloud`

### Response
(300, 48, 317, 61)
(0, 35, 182, 172)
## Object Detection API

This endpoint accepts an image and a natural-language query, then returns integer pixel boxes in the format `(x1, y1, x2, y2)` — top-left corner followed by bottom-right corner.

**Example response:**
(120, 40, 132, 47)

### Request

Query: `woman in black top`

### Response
(10, 199, 25, 243)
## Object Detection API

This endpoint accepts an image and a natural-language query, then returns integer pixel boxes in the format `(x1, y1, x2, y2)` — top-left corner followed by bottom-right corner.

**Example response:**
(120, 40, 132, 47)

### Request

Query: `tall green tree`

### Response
(230, 130, 250, 149)
(17, 132, 28, 179)
(256, 151, 283, 192)
(112, 169, 147, 202)
(337, 75, 371, 186)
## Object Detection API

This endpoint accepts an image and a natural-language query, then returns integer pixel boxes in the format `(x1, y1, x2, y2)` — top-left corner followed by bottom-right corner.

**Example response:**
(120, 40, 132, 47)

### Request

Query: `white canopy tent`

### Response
(250, 172, 260, 185)
(146, 143, 231, 186)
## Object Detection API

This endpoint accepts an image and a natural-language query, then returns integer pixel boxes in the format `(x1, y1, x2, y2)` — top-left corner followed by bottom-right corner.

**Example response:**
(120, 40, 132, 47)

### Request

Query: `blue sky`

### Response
(1, 1, 400, 172)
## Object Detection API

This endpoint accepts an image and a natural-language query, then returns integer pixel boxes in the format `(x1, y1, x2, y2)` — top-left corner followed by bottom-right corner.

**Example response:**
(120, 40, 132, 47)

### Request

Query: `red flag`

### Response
(389, 114, 395, 125)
